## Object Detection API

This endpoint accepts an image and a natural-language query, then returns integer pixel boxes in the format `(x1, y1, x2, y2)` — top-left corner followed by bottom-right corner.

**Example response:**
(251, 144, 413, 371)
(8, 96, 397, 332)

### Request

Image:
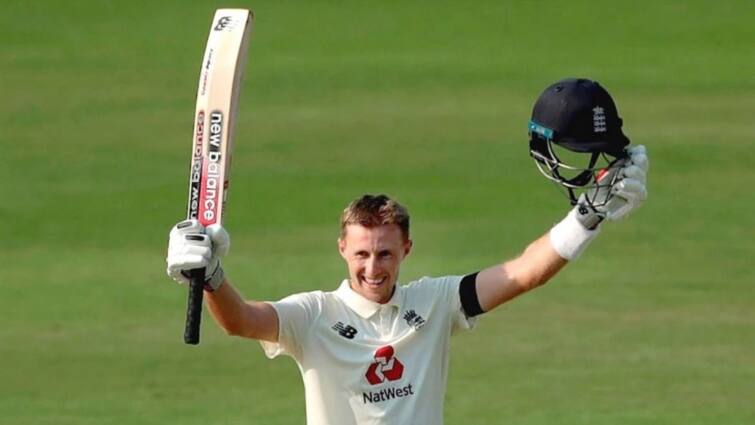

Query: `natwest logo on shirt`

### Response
(365, 345, 404, 385)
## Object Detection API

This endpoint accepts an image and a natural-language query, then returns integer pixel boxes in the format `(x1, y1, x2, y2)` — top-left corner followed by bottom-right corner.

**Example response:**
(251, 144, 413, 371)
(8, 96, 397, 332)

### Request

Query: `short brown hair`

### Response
(340, 194, 410, 240)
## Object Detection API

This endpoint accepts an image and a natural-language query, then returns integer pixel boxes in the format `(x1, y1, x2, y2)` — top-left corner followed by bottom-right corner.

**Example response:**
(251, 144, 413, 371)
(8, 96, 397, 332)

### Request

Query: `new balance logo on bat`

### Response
(214, 16, 238, 31)
(188, 111, 205, 219)
(201, 111, 223, 221)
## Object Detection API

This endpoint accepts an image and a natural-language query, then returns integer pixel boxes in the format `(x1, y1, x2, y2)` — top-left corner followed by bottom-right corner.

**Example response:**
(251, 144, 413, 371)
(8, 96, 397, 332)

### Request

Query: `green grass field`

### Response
(2, 1, 754, 424)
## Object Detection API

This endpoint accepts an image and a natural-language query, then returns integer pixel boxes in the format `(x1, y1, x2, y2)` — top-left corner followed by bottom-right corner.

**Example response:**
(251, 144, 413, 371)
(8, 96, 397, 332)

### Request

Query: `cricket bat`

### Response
(184, 9, 253, 345)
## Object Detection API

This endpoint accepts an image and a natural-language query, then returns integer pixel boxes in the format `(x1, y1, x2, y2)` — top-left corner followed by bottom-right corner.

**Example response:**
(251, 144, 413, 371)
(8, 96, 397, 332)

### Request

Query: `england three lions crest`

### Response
(403, 309, 426, 330)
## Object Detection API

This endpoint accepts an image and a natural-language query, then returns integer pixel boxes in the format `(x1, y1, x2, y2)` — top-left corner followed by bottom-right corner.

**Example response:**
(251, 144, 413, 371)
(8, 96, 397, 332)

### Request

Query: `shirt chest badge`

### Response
(365, 345, 404, 385)
(403, 309, 426, 330)
(332, 321, 358, 339)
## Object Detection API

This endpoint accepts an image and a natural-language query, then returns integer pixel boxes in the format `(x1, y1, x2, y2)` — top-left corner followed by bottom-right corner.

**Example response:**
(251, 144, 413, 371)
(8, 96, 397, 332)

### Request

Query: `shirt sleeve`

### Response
(445, 275, 478, 334)
(415, 275, 477, 335)
(259, 291, 323, 361)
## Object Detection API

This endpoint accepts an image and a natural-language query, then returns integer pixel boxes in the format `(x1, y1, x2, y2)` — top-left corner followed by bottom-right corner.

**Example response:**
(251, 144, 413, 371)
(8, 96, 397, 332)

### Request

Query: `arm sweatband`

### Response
(549, 208, 601, 261)
(459, 272, 484, 317)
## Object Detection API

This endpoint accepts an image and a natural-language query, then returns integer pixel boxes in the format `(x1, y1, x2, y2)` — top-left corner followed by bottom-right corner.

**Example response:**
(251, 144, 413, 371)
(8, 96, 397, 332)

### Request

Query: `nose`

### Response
(365, 256, 379, 277)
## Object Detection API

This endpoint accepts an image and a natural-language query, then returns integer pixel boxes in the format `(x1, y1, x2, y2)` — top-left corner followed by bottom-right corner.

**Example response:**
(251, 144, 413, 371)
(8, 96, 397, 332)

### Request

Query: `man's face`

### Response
(338, 224, 412, 304)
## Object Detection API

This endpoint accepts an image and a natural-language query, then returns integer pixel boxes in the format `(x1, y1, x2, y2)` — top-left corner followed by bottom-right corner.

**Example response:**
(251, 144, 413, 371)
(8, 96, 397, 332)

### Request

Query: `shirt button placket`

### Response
(379, 306, 397, 338)
(379, 307, 389, 337)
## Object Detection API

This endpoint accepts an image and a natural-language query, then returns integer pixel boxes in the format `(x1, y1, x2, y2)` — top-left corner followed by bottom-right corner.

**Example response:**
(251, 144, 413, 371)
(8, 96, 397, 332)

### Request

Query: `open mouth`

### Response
(360, 276, 387, 287)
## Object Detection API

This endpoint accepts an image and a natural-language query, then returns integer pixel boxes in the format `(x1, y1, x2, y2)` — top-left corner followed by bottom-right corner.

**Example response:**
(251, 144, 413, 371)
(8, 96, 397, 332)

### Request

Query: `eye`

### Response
(378, 250, 393, 259)
(355, 251, 369, 258)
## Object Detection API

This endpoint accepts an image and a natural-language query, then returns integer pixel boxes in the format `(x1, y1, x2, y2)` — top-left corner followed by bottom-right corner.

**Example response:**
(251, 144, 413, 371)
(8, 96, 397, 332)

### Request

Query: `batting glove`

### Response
(166, 219, 230, 291)
(550, 145, 649, 261)
(575, 144, 649, 229)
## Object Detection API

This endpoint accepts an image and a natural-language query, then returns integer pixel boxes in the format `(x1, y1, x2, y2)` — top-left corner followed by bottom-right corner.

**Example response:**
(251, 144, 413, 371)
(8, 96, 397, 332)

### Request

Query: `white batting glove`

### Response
(550, 145, 649, 260)
(575, 144, 649, 228)
(166, 220, 230, 291)
(602, 144, 648, 220)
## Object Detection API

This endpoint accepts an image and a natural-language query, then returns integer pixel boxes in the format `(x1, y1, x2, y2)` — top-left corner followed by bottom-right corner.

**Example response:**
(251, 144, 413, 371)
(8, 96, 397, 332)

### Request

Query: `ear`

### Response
(337, 237, 347, 259)
(403, 239, 413, 258)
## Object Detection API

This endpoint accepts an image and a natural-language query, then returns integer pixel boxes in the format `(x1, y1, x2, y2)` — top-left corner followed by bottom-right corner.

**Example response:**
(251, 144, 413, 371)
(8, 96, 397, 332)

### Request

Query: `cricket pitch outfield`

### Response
(1, 1, 753, 424)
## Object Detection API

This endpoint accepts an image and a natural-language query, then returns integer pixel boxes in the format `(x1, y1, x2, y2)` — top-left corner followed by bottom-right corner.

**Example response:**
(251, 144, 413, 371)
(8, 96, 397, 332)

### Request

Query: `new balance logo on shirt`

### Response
(332, 321, 358, 339)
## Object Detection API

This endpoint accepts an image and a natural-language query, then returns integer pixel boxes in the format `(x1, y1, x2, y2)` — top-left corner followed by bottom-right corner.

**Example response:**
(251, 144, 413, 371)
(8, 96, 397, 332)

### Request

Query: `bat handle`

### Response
(184, 268, 205, 345)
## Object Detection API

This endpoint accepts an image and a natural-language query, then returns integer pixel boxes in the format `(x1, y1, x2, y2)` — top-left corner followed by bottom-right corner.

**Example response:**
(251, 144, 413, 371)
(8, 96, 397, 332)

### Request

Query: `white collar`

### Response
(335, 279, 403, 319)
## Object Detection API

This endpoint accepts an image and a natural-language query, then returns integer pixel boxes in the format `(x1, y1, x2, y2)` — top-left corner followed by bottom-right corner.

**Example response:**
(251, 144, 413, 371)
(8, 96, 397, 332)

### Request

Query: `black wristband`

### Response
(459, 272, 484, 317)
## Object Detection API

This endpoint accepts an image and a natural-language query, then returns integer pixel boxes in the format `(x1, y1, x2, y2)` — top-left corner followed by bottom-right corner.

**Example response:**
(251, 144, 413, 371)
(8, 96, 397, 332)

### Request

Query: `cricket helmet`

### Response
(528, 78, 630, 206)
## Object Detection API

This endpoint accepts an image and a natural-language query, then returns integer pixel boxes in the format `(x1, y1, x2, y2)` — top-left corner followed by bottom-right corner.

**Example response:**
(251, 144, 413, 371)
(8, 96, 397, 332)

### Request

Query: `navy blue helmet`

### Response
(528, 78, 630, 206)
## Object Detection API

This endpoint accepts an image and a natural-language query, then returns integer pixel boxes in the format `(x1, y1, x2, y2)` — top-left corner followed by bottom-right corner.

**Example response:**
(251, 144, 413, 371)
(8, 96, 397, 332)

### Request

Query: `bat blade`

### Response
(183, 9, 253, 345)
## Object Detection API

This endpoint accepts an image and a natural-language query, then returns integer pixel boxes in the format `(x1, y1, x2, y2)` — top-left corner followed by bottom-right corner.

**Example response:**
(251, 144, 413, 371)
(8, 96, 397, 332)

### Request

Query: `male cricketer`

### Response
(166, 78, 649, 425)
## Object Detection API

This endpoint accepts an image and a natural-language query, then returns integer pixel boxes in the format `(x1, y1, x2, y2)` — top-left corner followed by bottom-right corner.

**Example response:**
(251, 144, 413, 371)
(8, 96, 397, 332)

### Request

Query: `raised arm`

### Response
(476, 232, 567, 311)
(166, 220, 279, 342)
(474, 145, 648, 313)
(205, 278, 279, 342)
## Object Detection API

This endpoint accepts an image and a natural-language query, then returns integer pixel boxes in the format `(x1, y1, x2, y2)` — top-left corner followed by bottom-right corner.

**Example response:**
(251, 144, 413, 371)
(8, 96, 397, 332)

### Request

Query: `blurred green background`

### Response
(2, 1, 753, 424)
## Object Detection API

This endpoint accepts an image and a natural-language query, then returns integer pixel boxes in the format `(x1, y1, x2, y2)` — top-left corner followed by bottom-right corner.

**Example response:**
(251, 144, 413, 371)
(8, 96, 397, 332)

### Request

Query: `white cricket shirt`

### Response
(261, 276, 476, 425)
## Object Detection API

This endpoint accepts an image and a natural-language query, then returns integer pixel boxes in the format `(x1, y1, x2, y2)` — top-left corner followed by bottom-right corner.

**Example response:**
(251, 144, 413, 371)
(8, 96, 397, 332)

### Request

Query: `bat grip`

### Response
(184, 268, 205, 344)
